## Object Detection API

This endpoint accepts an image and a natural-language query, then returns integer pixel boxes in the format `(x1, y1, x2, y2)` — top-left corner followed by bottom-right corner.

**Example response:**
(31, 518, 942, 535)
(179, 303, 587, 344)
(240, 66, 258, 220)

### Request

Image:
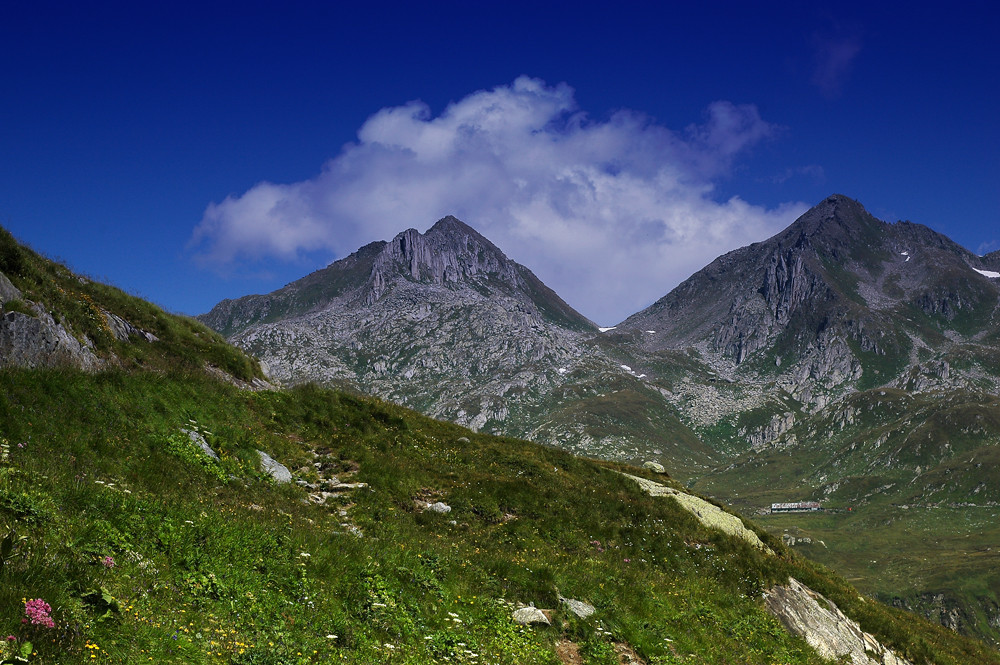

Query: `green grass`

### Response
(1, 368, 993, 664)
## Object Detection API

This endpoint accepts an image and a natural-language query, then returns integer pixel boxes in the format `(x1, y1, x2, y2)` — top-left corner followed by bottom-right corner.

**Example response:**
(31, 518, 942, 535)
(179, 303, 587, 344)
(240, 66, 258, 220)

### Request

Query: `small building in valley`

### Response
(770, 501, 822, 513)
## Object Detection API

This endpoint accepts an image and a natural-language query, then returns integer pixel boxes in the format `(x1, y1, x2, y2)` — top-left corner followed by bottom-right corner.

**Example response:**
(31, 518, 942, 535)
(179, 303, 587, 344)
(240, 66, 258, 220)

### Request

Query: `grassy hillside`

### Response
(1, 368, 996, 664)
(0, 226, 262, 382)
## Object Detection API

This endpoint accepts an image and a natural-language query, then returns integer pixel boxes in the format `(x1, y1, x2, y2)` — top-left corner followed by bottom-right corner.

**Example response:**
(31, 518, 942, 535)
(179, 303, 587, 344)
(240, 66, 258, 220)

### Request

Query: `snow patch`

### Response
(974, 268, 1000, 279)
(645, 330, 656, 333)
(557, 367, 568, 375)
(620, 364, 632, 372)
(598, 326, 617, 333)
(900, 251, 910, 262)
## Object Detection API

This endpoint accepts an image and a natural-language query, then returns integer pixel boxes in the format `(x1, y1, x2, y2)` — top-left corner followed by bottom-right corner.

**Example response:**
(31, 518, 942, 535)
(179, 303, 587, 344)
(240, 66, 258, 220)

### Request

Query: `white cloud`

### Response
(190, 76, 807, 324)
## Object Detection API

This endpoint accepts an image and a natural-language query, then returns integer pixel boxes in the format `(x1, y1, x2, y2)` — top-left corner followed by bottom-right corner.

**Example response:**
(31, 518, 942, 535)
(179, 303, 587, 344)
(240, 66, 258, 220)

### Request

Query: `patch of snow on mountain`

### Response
(974, 268, 1000, 279)
(598, 326, 617, 332)
(645, 330, 656, 333)
(901, 251, 910, 262)
(621, 365, 632, 372)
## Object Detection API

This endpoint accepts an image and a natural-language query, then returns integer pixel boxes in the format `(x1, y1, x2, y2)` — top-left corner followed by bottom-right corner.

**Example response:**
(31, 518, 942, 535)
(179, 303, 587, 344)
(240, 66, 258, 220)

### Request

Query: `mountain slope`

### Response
(201, 217, 713, 472)
(199, 198, 1000, 646)
(611, 197, 1000, 644)
(620, 194, 1000, 402)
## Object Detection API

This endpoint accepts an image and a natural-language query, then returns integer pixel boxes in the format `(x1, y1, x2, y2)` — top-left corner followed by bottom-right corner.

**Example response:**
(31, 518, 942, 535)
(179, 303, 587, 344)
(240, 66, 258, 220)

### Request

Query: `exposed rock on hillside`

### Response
(765, 578, 913, 665)
(621, 472, 771, 553)
(1, 272, 100, 370)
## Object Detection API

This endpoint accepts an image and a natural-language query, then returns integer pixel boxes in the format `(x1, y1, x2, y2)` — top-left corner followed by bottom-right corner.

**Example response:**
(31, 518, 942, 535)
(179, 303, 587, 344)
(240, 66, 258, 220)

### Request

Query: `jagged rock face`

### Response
(0, 307, 100, 371)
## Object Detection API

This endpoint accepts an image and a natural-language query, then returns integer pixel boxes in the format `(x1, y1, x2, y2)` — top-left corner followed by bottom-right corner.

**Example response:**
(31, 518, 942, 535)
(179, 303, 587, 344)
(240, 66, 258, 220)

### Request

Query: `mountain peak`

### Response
(428, 214, 473, 234)
(375, 216, 515, 289)
(783, 194, 881, 243)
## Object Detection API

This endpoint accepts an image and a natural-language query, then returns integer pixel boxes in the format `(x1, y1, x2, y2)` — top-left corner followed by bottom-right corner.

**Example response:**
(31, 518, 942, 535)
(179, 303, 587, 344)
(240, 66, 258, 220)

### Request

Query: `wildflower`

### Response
(102, 555, 115, 568)
(24, 598, 55, 628)
(5, 636, 15, 642)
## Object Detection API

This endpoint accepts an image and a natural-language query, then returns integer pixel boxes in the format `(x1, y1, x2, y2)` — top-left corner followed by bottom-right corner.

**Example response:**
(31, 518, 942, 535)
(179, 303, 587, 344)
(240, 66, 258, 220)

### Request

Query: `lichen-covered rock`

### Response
(642, 461, 665, 474)
(559, 596, 595, 619)
(621, 472, 772, 554)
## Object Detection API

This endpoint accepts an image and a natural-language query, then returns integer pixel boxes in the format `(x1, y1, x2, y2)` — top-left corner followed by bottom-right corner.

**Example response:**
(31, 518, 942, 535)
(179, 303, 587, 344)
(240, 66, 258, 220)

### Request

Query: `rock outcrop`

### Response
(765, 578, 913, 665)
(1, 297, 100, 371)
(621, 472, 772, 553)
(258, 450, 292, 483)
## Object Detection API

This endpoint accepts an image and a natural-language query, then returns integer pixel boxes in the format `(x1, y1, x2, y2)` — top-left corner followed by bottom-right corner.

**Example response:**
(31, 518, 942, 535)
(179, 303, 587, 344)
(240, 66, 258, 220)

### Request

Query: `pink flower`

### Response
(24, 598, 55, 629)
(5, 635, 15, 642)
(101, 555, 115, 569)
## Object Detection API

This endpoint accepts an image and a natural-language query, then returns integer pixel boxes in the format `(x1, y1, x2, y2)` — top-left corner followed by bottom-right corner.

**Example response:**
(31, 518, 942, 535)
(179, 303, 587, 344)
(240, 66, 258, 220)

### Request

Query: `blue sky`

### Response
(1, 1, 997, 324)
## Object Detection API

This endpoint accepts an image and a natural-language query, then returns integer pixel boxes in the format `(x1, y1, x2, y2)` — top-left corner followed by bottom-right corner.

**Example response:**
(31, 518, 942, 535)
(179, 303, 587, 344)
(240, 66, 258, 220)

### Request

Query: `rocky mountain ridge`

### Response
(202, 217, 692, 458)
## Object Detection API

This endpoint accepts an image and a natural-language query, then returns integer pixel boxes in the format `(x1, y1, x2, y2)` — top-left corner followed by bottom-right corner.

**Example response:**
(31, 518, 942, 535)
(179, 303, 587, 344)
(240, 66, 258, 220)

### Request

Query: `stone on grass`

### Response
(512, 606, 550, 626)
(182, 429, 219, 461)
(559, 596, 595, 619)
(427, 502, 452, 514)
(258, 450, 292, 483)
(642, 461, 666, 474)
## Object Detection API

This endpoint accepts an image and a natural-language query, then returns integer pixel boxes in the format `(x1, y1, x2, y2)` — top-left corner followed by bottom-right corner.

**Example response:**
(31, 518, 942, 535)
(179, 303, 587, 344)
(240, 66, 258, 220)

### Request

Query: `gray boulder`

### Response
(512, 606, 550, 626)
(181, 429, 219, 460)
(426, 502, 452, 514)
(559, 596, 595, 619)
(642, 461, 666, 474)
(101, 309, 158, 343)
(0, 271, 20, 304)
(258, 450, 292, 483)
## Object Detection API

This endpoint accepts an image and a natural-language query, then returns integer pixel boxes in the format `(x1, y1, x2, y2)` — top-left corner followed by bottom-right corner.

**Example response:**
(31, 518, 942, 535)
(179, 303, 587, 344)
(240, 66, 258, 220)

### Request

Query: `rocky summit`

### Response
(619, 194, 1000, 405)
(200, 216, 665, 443)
